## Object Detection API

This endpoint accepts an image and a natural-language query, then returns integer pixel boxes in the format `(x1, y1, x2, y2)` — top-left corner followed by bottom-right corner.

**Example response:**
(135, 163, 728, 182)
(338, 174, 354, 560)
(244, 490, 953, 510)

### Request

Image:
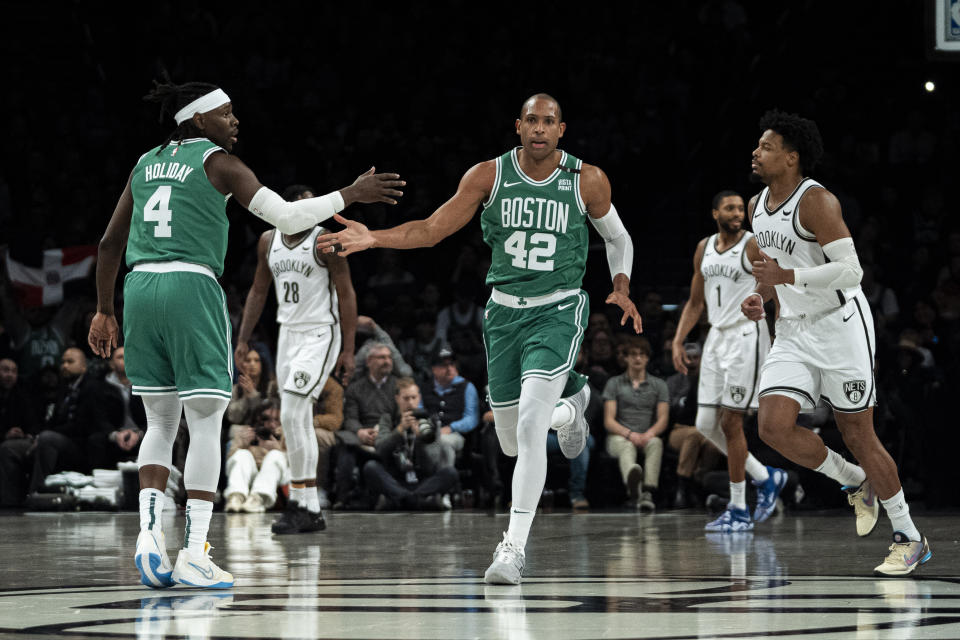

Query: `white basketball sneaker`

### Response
(483, 534, 526, 585)
(171, 542, 234, 589)
(554, 384, 591, 459)
(135, 529, 174, 589)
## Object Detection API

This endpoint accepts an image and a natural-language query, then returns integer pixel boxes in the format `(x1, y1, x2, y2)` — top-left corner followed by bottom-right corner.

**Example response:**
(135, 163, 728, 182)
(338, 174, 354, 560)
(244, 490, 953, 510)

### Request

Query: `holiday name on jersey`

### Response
(143, 162, 195, 183)
(754, 230, 796, 256)
(499, 197, 570, 233)
(271, 258, 314, 279)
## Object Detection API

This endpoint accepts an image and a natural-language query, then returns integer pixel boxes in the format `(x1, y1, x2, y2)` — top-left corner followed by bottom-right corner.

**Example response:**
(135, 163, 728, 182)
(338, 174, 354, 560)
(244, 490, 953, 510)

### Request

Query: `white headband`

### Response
(173, 89, 231, 125)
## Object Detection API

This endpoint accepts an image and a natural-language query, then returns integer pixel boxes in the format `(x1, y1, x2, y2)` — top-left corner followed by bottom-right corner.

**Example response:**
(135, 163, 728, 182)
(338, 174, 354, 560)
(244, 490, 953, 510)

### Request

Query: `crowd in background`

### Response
(0, 1, 957, 509)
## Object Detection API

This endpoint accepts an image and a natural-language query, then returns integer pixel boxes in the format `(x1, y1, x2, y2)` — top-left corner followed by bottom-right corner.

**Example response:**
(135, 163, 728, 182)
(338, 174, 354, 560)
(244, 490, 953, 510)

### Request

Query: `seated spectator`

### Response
(224, 401, 289, 513)
(226, 346, 277, 427)
(602, 336, 669, 512)
(665, 343, 723, 508)
(333, 342, 398, 508)
(88, 345, 146, 469)
(353, 316, 413, 382)
(587, 329, 620, 379)
(399, 311, 443, 385)
(0, 348, 122, 503)
(312, 376, 344, 509)
(363, 378, 459, 510)
(422, 346, 479, 469)
(0, 357, 40, 505)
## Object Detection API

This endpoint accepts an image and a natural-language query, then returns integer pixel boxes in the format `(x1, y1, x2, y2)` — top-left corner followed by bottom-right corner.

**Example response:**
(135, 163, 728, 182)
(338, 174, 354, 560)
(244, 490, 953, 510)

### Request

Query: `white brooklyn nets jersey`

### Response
(752, 178, 861, 319)
(268, 227, 339, 328)
(700, 231, 754, 329)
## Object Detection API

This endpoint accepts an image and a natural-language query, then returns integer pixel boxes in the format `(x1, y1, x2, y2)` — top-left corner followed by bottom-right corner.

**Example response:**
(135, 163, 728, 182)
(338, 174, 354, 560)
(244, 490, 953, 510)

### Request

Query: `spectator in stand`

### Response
(665, 343, 723, 508)
(224, 401, 291, 515)
(399, 311, 443, 386)
(312, 376, 344, 509)
(88, 345, 146, 469)
(226, 346, 277, 427)
(0, 358, 40, 505)
(422, 346, 479, 469)
(363, 377, 459, 510)
(602, 336, 669, 512)
(333, 342, 398, 508)
(587, 329, 620, 380)
(352, 315, 413, 382)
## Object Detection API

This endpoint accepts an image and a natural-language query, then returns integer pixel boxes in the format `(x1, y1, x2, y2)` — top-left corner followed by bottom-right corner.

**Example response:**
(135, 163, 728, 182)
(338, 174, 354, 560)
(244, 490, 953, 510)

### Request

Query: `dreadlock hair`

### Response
(758, 109, 824, 175)
(143, 78, 221, 154)
(711, 189, 740, 210)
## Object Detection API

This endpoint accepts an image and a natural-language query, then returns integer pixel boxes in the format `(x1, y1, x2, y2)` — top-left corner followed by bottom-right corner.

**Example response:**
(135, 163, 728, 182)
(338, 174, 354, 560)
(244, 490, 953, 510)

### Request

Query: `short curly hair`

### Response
(758, 109, 824, 175)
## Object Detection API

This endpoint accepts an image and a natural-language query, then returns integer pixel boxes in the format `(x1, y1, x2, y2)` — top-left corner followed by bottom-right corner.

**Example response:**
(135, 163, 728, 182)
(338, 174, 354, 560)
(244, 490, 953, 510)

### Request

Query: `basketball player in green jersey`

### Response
(88, 79, 403, 589)
(317, 94, 641, 584)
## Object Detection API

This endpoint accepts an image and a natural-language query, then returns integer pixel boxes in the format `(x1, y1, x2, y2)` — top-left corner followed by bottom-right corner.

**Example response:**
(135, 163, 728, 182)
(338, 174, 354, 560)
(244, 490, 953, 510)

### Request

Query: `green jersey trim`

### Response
(509, 147, 568, 186)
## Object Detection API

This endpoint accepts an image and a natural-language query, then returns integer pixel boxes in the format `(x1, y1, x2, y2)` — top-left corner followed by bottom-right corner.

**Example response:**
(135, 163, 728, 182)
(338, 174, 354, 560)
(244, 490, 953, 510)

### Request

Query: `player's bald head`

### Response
(520, 93, 562, 122)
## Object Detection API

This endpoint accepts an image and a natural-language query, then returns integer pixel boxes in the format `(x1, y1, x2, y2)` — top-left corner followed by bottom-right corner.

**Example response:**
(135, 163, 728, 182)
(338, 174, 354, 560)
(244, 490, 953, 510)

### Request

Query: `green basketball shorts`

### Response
(123, 264, 233, 400)
(483, 288, 589, 408)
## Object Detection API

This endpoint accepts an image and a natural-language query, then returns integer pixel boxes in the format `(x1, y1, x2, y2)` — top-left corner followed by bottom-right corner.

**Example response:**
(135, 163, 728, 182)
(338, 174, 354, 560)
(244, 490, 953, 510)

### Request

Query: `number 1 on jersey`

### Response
(143, 185, 173, 238)
(716, 285, 721, 308)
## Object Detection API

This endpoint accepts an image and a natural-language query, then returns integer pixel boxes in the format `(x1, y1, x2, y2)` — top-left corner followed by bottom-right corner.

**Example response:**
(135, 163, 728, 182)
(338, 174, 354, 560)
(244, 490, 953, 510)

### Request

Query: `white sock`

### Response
(290, 486, 307, 507)
(729, 481, 747, 510)
(304, 487, 321, 513)
(880, 489, 921, 541)
(184, 499, 213, 555)
(550, 401, 574, 429)
(814, 448, 866, 488)
(139, 488, 165, 532)
(506, 508, 535, 548)
(746, 456, 769, 483)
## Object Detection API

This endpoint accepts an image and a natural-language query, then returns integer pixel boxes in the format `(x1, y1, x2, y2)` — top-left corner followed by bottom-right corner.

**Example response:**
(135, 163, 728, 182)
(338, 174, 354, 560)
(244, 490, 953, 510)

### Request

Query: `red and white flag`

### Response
(4, 246, 97, 307)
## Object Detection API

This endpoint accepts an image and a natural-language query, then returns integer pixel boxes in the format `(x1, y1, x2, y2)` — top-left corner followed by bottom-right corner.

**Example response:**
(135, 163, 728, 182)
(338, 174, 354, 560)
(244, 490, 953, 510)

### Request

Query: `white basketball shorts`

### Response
(276, 323, 341, 401)
(699, 320, 771, 411)
(759, 292, 876, 413)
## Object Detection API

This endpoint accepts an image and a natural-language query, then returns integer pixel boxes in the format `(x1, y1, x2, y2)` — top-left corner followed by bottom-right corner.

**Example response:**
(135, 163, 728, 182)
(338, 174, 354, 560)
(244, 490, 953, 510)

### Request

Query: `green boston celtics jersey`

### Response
(481, 148, 589, 297)
(127, 138, 230, 277)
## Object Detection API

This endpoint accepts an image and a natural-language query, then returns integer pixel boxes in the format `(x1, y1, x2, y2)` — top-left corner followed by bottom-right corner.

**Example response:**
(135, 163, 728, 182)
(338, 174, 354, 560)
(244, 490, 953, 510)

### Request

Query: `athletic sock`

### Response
(729, 481, 747, 510)
(184, 499, 213, 556)
(506, 508, 535, 549)
(303, 487, 321, 513)
(746, 456, 769, 483)
(290, 486, 307, 507)
(139, 488, 165, 532)
(549, 401, 574, 429)
(880, 489, 921, 541)
(814, 447, 866, 488)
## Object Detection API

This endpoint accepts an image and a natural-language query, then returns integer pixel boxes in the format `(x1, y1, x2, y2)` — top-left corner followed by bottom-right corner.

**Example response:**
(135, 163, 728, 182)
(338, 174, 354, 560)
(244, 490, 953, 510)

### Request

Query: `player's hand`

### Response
(671, 341, 689, 375)
(341, 167, 405, 206)
(234, 342, 249, 374)
(752, 250, 793, 287)
(334, 351, 356, 385)
(316, 214, 375, 257)
(741, 293, 765, 321)
(606, 291, 643, 334)
(88, 312, 119, 358)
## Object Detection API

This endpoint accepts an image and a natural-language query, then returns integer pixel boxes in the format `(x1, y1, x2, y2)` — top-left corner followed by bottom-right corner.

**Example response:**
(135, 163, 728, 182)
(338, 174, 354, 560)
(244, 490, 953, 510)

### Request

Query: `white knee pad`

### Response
(182, 396, 229, 493)
(695, 405, 727, 455)
(138, 393, 183, 470)
(493, 405, 519, 457)
(281, 392, 318, 482)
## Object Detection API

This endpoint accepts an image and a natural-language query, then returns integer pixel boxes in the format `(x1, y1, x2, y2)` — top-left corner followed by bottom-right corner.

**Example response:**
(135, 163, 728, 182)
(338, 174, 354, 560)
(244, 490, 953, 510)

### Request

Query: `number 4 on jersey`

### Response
(143, 185, 173, 238)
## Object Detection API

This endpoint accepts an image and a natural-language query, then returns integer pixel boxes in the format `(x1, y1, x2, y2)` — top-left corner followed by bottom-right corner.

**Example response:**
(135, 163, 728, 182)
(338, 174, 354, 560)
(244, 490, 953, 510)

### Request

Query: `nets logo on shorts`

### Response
(293, 371, 311, 389)
(843, 380, 866, 403)
(729, 386, 746, 403)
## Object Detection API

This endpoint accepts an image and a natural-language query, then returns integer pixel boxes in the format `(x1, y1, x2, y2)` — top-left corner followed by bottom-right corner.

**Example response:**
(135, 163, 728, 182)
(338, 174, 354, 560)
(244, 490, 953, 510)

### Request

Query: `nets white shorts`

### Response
(759, 292, 876, 413)
(276, 323, 341, 401)
(699, 320, 771, 411)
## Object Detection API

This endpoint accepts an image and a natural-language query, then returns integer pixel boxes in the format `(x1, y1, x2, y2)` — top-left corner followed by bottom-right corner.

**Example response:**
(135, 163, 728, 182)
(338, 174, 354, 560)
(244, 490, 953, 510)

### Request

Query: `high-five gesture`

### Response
(316, 214, 376, 257)
(340, 167, 405, 206)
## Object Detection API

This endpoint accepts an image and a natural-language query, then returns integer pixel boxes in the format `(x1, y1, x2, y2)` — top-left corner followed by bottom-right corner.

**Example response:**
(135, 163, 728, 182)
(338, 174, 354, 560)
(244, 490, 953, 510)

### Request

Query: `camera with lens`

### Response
(255, 425, 277, 442)
(410, 408, 439, 444)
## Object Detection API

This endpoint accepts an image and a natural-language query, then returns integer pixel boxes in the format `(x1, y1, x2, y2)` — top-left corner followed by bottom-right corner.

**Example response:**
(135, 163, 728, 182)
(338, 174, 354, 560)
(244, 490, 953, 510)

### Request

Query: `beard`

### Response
(719, 219, 742, 234)
(748, 169, 765, 184)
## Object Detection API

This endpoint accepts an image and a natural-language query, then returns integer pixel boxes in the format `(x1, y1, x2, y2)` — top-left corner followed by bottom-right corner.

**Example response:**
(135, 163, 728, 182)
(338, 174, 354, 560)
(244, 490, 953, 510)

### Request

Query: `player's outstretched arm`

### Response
(89, 171, 134, 358)
(234, 231, 274, 372)
(206, 153, 404, 235)
(581, 163, 642, 334)
(316, 161, 494, 257)
(671, 238, 708, 374)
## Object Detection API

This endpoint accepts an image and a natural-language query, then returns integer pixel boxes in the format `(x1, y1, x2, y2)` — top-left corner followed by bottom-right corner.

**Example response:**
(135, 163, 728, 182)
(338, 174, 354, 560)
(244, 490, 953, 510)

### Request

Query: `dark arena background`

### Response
(1, 2, 959, 639)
